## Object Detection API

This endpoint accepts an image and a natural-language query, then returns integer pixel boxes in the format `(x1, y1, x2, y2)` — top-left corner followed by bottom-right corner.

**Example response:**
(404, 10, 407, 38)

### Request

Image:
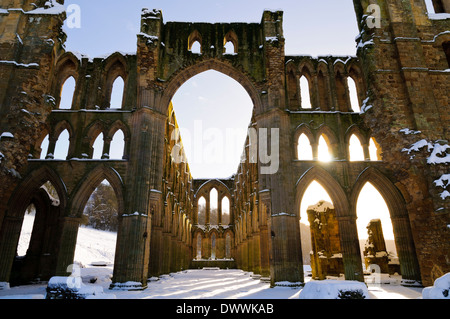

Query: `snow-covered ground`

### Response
(1, 214, 425, 299)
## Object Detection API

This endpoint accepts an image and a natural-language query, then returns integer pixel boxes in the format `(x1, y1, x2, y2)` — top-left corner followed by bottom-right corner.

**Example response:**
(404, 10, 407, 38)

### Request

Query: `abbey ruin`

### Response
(0, 0, 449, 290)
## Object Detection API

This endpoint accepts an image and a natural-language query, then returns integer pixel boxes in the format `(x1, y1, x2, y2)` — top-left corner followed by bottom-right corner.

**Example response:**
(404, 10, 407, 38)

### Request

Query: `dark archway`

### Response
(0, 166, 68, 285)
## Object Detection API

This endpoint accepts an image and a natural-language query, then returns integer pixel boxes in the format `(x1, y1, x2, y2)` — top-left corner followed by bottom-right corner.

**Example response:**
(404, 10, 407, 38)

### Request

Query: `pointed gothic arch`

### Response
(68, 165, 125, 219)
(295, 166, 363, 281)
(350, 167, 422, 282)
(160, 59, 263, 115)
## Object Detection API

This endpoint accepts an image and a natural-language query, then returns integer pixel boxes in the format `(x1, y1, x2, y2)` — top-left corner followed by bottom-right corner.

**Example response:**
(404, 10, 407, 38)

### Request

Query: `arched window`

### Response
(221, 196, 230, 225)
(188, 30, 202, 54)
(369, 137, 381, 161)
(318, 135, 332, 162)
(110, 76, 124, 109)
(40, 134, 49, 159)
(92, 133, 104, 159)
(110, 130, 125, 159)
(224, 31, 238, 55)
(224, 41, 235, 54)
(198, 197, 206, 225)
(349, 134, 365, 161)
(426, 0, 446, 13)
(190, 41, 201, 54)
(210, 188, 218, 225)
(59, 76, 76, 109)
(443, 41, 450, 68)
(297, 133, 313, 160)
(17, 203, 36, 257)
(17, 181, 60, 257)
(54, 129, 70, 159)
(300, 76, 312, 109)
(347, 77, 360, 112)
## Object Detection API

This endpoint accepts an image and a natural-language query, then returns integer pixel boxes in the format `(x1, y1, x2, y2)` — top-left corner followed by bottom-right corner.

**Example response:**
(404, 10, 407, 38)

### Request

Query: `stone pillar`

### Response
(111, 214, 151, 290)
(45, 137, 57, 159)
(101, 136, 112, 159)
(392, 216, 422, 285)
(307, 201, 344, 280)
(258, 194, 272, 280)
(252, 233, 262, 276)
(258, 10, 305, 284)
(161, 232, 172, 274)
(257, 109, 304, 286)
(149, 226, 163, 276)
(363, 219, 389, 274)
(54, 217, 81, 276)
(0, 216, 23, 284)
(337, 216, 364, 282)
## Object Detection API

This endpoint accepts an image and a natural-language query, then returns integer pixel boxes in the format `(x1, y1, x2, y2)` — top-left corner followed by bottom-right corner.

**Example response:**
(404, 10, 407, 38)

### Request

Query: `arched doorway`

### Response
(351, 168, 422, 285)
(0, 167, 67, 286)
(73, 179, 118, 269)
(295, 166, 363, 282)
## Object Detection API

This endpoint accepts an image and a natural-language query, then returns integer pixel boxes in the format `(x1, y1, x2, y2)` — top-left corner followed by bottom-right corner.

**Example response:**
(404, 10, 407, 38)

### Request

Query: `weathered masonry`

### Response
(0, 0, 448, 290)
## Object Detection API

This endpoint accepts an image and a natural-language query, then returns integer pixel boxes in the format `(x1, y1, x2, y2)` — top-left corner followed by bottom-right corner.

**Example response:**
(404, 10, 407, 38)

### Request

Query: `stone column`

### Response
(112, 214, 151, 289)
(0, 216, 23, 284)
(54, 217, 81, 276)
(337, 216, 364, 282)
(392, 216, 422, 285)
(252, 233, 262, 276)
(45, 137, 57, 159)
(101, 136, 112, 159)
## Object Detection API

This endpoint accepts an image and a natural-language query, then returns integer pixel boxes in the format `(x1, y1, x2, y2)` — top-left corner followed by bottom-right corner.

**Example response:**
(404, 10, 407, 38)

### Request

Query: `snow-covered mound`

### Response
(422, 273, 450, 299)
(18, 213, 117, 267)
(299, 280, 370, 299)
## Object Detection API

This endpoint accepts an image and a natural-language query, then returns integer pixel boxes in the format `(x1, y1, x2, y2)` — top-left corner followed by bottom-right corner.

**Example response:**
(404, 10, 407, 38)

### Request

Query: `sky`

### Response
(61, 0, 361, 177)
(56, 1, 394, 239)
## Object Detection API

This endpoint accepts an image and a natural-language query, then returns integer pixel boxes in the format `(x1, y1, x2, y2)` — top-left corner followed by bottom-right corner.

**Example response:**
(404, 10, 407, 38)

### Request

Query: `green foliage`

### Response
(83, 181, 118, 231)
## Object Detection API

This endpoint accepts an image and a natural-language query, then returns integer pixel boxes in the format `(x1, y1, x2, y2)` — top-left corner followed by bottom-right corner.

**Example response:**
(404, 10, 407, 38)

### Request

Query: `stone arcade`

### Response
(0, 0, 449, 290)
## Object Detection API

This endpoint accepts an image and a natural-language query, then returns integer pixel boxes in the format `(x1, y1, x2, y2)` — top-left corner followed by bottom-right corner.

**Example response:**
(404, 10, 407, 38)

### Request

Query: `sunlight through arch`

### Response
(318, 135, 332, 162)
(369, 137, 381, 161)
(299, 180, 333, 225)
(349, 134, 365, 161)
(297, 133, 313, 160)
(356, 182, 397, 263)
(347, 77, 360, 112)
(300, 76, 312, 109)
